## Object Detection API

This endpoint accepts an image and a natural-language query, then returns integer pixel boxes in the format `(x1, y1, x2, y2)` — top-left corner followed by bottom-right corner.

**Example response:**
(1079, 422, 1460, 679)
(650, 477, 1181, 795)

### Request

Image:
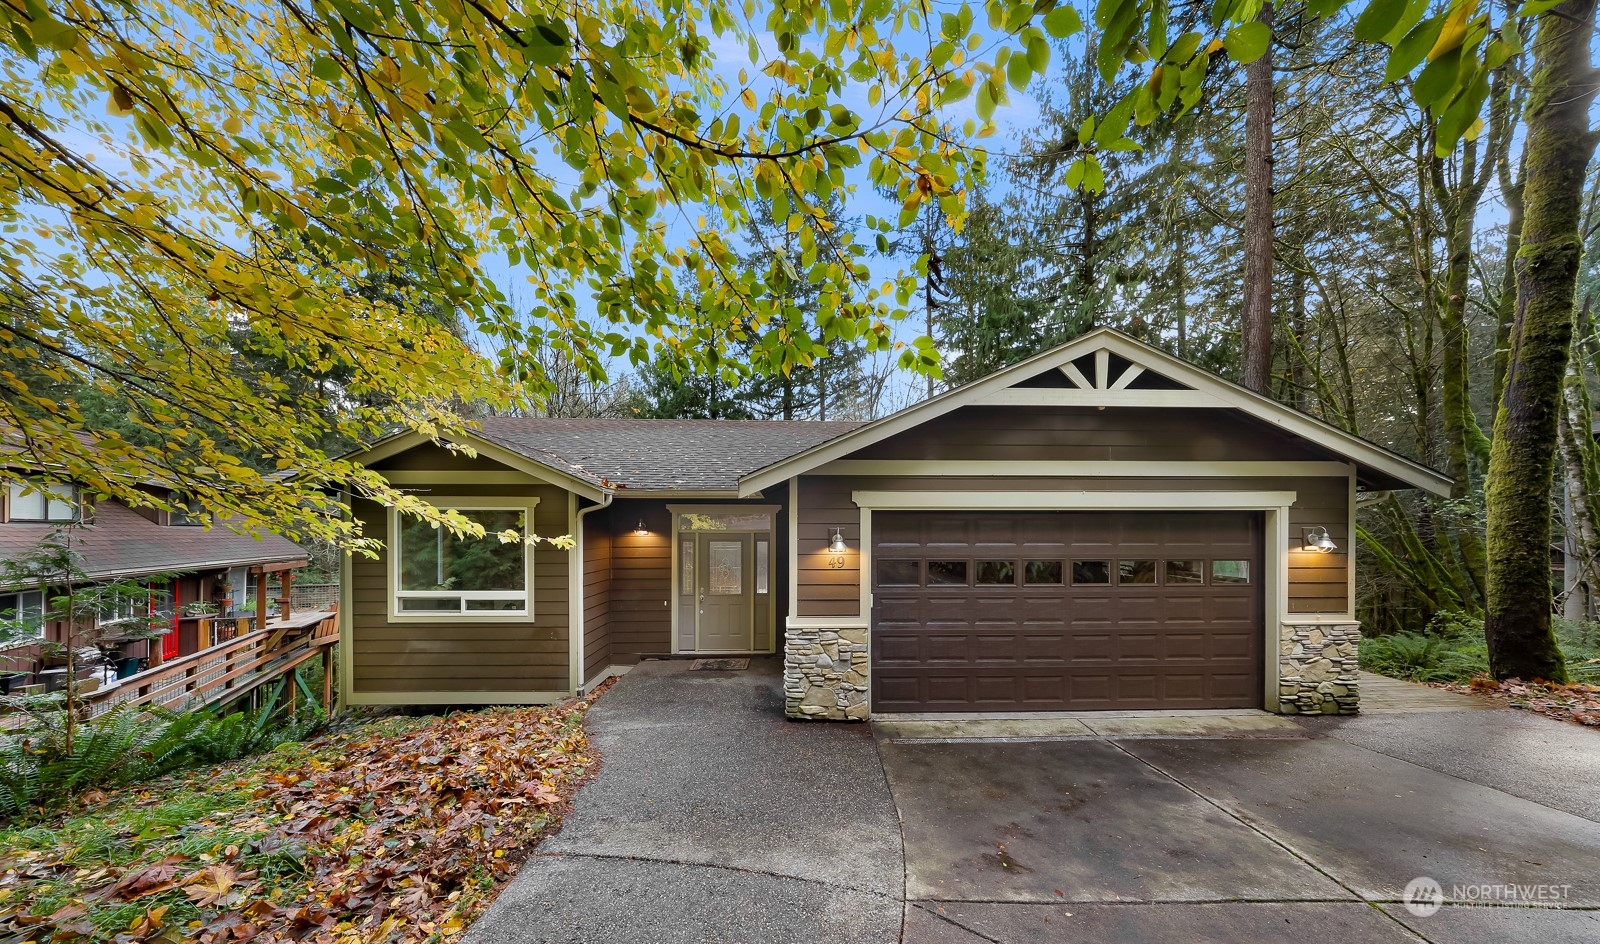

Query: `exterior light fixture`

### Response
(633, 519, 650, 536)
(828, 528, 848, 553)
(1302, 526, 1337, 553)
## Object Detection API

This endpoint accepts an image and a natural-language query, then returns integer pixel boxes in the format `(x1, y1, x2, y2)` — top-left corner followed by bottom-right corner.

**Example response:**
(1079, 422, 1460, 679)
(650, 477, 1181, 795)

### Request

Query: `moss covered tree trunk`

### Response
(1483, 0, 1600, 682)
(1239, 2, 1275, 394)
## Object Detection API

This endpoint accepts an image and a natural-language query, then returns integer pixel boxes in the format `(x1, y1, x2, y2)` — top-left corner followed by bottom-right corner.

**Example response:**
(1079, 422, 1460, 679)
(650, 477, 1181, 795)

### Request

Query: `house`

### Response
(0, 450, 309, 691)
(339, 329, 1449, 717)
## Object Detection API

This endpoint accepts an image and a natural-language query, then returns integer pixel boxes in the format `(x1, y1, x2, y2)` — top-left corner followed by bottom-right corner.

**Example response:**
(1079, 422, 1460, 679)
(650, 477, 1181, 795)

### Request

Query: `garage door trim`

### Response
(851, 490, 1296, 714)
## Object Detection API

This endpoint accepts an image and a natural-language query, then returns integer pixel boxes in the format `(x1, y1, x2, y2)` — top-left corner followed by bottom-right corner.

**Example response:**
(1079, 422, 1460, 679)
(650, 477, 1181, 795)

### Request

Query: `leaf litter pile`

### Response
(1, 696, 600, 943)
(1434, 677, 1600, 727)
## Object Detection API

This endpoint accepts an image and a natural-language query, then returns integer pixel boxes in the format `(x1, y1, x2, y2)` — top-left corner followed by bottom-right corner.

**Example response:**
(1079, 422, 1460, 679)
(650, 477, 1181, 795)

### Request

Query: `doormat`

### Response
(690, 658, 750, 671)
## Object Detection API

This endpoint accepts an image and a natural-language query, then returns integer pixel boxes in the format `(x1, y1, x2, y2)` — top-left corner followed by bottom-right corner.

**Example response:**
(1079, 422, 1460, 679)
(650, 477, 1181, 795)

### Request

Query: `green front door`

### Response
(696, 532, 753, 651)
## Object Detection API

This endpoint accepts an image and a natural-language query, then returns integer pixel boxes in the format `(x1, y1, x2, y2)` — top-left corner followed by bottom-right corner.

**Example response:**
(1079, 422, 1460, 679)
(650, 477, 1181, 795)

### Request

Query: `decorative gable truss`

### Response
(738, 327, 1451, 497)
(978, 343, 1210, 408)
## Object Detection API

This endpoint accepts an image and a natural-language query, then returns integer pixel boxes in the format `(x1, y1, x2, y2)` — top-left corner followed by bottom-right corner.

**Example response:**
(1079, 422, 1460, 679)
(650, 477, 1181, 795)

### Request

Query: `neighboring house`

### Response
(339, 328, 1450, 718)
(0, 459, 309, 691)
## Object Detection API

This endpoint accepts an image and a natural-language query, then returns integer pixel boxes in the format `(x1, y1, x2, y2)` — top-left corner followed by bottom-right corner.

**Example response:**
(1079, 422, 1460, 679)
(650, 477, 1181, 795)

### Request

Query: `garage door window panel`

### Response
(1118, 560, 1158, 584)
(1212, 560, 1252, 584)
(1072, 561, 1111, 585)
(927, 561, 969, 585)
(1024, 560, 1063, 584)
(975, 560, 1017, 585)
(876, 559, 922, 586)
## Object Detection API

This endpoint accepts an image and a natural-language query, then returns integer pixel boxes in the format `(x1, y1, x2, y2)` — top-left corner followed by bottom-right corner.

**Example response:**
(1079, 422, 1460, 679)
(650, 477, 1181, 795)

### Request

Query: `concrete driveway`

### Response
(469, 661, 1600, 943)
(886, 714, 1600, 943)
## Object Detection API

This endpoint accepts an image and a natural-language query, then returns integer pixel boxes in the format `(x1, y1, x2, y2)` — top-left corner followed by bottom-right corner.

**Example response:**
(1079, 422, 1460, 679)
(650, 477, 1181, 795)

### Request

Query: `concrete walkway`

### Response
(1357, 671, 1495, 712)
(465, 659, 904, 944)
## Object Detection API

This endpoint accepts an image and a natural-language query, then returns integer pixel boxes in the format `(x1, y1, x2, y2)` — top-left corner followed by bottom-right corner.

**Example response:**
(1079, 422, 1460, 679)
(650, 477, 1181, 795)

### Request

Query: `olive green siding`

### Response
(347, 476, 572, 697)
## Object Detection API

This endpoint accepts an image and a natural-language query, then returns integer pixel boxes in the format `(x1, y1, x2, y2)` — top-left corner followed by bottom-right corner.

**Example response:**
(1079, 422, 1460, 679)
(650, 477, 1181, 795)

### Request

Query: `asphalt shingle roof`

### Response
(0, 501, 307, 583)
(471, 418, 865, 491)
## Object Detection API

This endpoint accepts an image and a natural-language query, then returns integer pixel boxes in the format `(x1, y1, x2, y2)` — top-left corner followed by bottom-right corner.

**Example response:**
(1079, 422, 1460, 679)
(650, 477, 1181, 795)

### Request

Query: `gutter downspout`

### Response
(574, 490, 613, 694)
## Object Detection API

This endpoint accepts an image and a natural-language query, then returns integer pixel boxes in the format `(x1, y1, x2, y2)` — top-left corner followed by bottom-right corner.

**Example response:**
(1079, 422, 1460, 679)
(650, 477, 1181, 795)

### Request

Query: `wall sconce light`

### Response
(633, 519, 650, 536)
(828, 528, 848, 553)
(1302, 526, 1337, 553)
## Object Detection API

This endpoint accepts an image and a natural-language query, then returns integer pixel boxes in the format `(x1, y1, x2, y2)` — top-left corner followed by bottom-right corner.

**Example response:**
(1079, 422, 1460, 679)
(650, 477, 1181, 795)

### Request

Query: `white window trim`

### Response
(6, 479, 78, 523)
(387, 498, 539, 622)
(0, 590, 47, 640)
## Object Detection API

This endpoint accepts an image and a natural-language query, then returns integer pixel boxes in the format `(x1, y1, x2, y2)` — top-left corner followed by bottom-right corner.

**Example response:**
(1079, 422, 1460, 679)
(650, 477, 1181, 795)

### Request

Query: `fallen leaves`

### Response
(1435, 677, 1600, 727)
(1, 694, 602, 943)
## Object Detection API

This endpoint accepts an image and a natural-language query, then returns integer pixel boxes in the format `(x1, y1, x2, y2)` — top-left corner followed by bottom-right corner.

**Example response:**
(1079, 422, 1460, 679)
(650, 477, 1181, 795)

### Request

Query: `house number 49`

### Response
(827, 555, 847, 569)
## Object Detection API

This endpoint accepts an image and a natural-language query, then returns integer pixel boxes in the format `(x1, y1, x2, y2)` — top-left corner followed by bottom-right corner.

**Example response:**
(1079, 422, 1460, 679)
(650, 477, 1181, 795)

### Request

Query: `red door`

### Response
(161, 582, 180, 660)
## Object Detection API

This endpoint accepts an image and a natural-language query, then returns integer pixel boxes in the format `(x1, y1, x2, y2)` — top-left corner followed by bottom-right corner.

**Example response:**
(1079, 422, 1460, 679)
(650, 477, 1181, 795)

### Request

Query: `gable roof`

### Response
(358, 419, 864, 495)
(0, 501, 307, 585)
(738, 327, 1452, 497)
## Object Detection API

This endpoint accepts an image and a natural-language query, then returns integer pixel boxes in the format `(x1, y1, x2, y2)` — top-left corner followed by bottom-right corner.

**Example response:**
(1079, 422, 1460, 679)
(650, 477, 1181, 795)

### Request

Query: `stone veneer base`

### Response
(1279, 620, 1362, 714)
(784, 625, 869, 720)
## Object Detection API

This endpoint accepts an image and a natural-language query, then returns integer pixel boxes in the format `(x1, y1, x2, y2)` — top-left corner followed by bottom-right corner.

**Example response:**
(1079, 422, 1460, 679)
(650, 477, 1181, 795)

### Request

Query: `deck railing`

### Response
(84, 610, 338, 718)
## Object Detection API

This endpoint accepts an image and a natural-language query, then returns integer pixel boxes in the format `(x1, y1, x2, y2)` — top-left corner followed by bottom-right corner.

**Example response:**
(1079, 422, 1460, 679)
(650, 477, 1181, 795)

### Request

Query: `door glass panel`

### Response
(927, 560, 968, 585)
(1166, 560, 1205, 585)
(709, 541, 743, 595)
(1071, 560, 1111, 585)
(876, 559, 920, 586)
(1212, 560, 1252, 584)
(1119, 560, 1157, 584)
(975, 560, 1016, 585)
(755, 540, 769, 594)
(680, 537, 695, 595)
(1024, 560, 1064, 585)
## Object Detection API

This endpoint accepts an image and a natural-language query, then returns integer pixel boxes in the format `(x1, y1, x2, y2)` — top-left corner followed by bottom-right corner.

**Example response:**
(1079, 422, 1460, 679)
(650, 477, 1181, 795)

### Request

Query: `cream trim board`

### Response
(346, 689, 571, 706)
(385, 497, 540, 623)
(788, 478, 800, 622)
(980, 389, 1226, 408)
(351, 429, 609, 501)
(582, 663, 632, 692)
(737, 327, 1451, 497)
(785, 617, 872, 630)
(858, 502, 873, 621)
(338, 491, 355, 709)
(1263, 507, 1290, 712)
(1347, 472, 1358, 612)
(815, 460, 1355, 478)
(380, 470, 546, 486)
(566, 492, 580, 695)
(1062, 362, 1092, 389)
(851, 490, 1299, 511)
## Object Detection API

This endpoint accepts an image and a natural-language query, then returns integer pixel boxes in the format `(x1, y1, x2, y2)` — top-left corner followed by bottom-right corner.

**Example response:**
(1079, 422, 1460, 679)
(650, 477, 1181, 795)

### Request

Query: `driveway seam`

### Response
(867, 729, 912, 944)
(1103, 738, 1437, 944)
(525, 850, 902, 901)
(906, 902, 1007, 943)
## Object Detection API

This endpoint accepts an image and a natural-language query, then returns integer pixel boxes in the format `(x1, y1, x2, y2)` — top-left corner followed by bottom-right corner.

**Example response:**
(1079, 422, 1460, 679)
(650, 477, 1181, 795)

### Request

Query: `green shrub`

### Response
(1359, 632, 1488, 683)
(0, 701, 325, 821)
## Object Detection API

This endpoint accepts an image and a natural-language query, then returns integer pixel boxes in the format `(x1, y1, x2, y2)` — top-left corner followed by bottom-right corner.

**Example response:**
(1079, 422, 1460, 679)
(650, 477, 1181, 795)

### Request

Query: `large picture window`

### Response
(393, 506, 532, 616)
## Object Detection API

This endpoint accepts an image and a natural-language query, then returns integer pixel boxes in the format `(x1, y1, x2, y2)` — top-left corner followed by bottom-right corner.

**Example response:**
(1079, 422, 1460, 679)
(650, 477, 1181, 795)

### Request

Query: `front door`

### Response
(696, 532, 753, 651)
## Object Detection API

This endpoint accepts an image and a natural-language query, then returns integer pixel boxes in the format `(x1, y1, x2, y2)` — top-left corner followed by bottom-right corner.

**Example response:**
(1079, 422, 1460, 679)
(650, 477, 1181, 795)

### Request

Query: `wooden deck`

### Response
(1357, 671, 1496, 712)
(83, 610, 338, 718)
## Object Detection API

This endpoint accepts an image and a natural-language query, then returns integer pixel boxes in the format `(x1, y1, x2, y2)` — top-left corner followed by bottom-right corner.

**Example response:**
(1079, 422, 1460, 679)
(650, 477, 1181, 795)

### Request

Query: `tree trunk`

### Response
(1239, 2, 1275, 394)
(1438, 151, 1490, 601)
(1483, 0, 1599, 682)
(1558, 351, 1600, 620)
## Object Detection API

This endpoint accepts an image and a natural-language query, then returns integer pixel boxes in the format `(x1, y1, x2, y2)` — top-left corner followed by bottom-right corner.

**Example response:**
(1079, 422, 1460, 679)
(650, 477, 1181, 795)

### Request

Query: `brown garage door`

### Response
(871, 511, 1262, 712)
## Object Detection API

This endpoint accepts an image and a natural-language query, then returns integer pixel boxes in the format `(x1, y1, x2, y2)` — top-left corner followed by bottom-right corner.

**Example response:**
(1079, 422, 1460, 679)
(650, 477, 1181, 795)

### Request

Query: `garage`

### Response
(870, 510, 1263, 712)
